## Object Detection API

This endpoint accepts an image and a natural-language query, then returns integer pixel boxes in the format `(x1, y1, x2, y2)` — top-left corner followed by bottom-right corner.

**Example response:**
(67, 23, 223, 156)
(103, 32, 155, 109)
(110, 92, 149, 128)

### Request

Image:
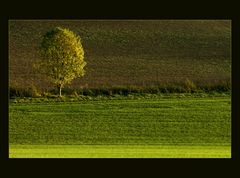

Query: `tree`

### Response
(37, 27, 86, 96)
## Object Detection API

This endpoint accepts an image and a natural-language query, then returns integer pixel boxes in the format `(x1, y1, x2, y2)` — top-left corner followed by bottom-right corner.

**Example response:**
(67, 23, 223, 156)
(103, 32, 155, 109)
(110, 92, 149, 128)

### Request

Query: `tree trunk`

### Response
(58, 86, 62, 97)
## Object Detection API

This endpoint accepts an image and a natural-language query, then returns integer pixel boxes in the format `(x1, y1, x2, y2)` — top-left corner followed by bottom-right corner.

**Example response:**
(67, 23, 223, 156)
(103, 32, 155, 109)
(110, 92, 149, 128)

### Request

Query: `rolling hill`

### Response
(9, 20, 231, 91)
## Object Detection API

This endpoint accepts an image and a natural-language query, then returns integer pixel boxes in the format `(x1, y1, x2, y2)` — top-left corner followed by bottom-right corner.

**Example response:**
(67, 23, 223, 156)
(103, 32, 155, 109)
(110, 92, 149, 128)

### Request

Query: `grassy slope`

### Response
(9, 96, 231, 158)
(9, 145, 230, 158)
(9, 20, 231, 89)
(9, 97, 231, 145)
(9, 96, 231, 157)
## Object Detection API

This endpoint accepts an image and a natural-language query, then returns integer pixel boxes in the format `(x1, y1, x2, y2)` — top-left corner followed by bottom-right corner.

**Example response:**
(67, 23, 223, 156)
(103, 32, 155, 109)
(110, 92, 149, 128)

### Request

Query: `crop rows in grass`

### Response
(9, 97, 231, 146)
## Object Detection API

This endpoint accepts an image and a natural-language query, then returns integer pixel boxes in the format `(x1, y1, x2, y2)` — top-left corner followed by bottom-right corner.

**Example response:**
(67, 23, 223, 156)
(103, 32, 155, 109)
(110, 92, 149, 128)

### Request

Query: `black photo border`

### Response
(0, 0, 239, 176)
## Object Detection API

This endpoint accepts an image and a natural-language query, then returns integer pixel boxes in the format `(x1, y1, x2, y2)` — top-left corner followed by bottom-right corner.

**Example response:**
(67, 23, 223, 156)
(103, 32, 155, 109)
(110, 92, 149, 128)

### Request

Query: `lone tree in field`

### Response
(37, 27, 86, 96)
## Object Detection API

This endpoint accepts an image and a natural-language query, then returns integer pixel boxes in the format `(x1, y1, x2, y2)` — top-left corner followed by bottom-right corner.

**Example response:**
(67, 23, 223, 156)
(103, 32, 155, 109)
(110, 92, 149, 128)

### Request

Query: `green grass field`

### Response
(9, 145, 230, 158)
(9, 95, 231, 158)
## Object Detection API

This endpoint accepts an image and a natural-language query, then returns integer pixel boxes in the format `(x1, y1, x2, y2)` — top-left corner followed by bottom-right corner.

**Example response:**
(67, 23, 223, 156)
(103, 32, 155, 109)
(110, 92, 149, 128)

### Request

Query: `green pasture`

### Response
(9, 145, 230, 158)
(9, 96, 231, 158)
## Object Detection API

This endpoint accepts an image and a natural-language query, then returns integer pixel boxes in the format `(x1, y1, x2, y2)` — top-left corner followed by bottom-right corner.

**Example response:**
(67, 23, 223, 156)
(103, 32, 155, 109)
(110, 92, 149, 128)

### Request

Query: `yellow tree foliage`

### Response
(37, 27, 86, 96)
